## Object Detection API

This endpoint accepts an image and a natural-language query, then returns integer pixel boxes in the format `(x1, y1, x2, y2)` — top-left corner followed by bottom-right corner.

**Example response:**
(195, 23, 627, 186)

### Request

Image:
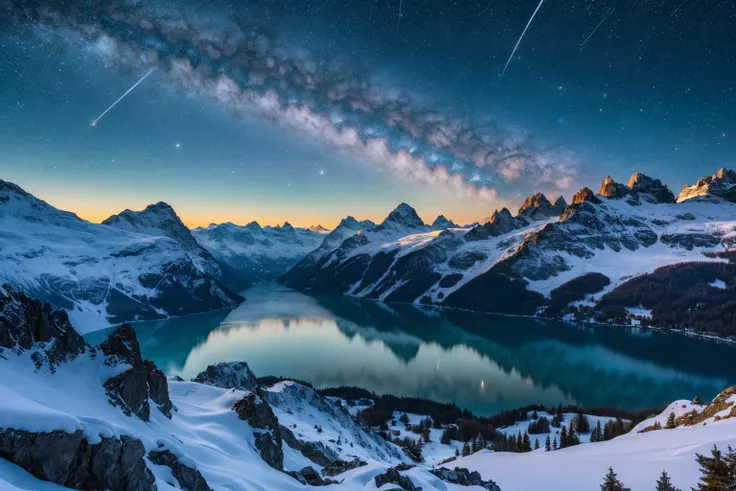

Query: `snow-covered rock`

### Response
(0, 180, 242, 333)
(678, 168, 736, 203)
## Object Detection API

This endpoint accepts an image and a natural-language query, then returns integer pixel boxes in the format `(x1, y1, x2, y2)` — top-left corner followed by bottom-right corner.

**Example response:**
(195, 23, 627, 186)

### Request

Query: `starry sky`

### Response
(1, 0, 734, 227)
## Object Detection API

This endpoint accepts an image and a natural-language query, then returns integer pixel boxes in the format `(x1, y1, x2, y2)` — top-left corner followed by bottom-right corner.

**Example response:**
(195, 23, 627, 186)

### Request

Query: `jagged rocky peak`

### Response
(244, 220, 263, 231)
(279, 221, 295, 232)
(598, 176, 631, 199)
(193, 361, 258, 392)
(431, 215, 458, 230)
(571, 186, 601, 205)
(381, 202, 425, 229)
(627, 172, 676, 203)
(678, 167, 736, 203)
(517, 192, 564, 220)
(552, 196, 567, 214)
(308, 224, 330, 233)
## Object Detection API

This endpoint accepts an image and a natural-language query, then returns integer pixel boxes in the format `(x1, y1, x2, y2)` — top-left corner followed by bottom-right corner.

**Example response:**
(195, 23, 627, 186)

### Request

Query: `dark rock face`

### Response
(100, 324, 172, 422)
(571, 187, 601, 205)
(149, 449, 212, 491)
(627, 173, 676, 204)
(374, 467, 420, 491)
(232, 393, 283, 470)
(0, 286, 87, 365)
(465, 208, 527, 241)
(517, 193, 561, 221)
(599, 176, 630, 200)
(431, 215, 458, 230)
(379, 203, 425, 230)
(0, 429, 154, 491)
(321, 458, 367, 477)
(286, 466, 338, 486)
(660, 233, 722, 250)
(192, 361, 258, 392)
(552, 196, 567, 215)
(280, 426, 338, 467)
(431, 467, 501, 491)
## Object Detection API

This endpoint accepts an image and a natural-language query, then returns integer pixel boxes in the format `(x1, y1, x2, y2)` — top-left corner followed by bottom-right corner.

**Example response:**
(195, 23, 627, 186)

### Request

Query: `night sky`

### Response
(1, 0, 734, 227)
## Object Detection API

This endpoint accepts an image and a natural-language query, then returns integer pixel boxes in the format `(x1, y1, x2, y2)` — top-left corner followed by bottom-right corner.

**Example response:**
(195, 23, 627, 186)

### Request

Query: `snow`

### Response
(709, 279, 727, 289)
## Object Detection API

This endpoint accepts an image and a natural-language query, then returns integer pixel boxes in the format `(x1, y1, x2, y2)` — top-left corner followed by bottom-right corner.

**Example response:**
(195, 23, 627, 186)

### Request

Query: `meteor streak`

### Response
(500, 0, 546, 78)
(91, 64, 157, 126)
(580, 7, 614, 48)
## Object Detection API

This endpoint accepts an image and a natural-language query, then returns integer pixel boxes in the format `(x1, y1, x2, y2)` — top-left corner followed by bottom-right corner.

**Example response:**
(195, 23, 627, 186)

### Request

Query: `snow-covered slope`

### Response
(0, 180, 242, 333)
(192, 221, 326, 281)
(281, 170, 736, 327)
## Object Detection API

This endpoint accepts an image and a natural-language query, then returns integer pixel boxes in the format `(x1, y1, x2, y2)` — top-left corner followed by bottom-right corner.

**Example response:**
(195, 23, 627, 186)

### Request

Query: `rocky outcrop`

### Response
(599, 176, 630, 200)
(431, 467, 501, 490)
(0, 286, 87, 366)
(431, 215, 458, 230)
(192, 361, 258, 392)
(465, 208, 527, 241)
(281, 425, 339, 466)
(678, 168, 736, 202)
(286, 466, 338, 486)
(232, 393, 283, 470)
(0, 429, 154, 491)
(321, 458, 367, 477)
(571, 187, 601, 205)
(627, 173, 676, 204)
(100, 324, 173, 421)
(149, 448, 212, 491)
(379, 203, 426, 230)
(552, 196, 567, 215)
(517, 193, 563, 221)
(374, 467, 420, 491)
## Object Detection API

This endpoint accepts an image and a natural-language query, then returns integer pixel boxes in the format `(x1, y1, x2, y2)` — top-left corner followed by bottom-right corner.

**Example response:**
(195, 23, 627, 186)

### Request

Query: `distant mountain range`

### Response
(1, 168, 735, 337)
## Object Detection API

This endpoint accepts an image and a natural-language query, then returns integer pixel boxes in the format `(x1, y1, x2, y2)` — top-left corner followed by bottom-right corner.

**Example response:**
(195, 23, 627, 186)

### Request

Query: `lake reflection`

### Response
(86, 282, 736, 415)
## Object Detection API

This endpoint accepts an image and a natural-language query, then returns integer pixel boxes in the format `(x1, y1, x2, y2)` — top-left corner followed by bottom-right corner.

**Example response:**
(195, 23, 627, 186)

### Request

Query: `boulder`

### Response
(281, 425, 338, 467)
(321, 457, 367, 477)
(285, 466, 338, 486)
(149, 448, 212, 491)
(374, 467, 420, 491)
(193, 361, 258, 392)
(430, 466, 501, 490)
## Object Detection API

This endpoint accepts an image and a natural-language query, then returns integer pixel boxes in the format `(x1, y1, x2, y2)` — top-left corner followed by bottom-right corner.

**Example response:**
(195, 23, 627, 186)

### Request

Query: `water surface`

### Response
(86, 282, 736, 415)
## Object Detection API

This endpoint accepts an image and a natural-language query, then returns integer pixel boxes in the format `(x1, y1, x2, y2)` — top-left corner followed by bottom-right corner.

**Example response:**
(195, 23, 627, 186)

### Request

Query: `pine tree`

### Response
(600, 467, 631, 491)
(560, 426, 568, 448)
(655, 470, 681, 491)
(665, 411, 677, 430)
(462, 441, 471, 457)
(471, 435, 480, 453)
(455, 447, 460, 457)
(422, 423, 430, 443)
(568, 425, 580, 446)
(552, 436, 558, 450)
(693, 445, 735, 491)
(545, 435, 551, 451)
(591, 420, 603, 442)
(534, 438, 540, 450)
(522, 432, 532, 452)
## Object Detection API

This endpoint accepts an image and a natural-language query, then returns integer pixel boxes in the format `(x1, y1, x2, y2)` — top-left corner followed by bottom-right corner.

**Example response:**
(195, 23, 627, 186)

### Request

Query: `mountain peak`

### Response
(308, 224, 330, 233)
(627, 173, 675, 203)
(280, 221, 295, 232)
(599, 176, 630, 199)
(572, 187, 601, 205)
(381, 203, 425, 229)
(679, 168, 736, 203)
(431, 215, 458, 230)
(517, 192, 563, 220)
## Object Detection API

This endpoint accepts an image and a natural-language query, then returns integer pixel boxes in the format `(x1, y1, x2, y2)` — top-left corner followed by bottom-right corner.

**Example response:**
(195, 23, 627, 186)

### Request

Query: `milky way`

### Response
(3, 0, 577, 202)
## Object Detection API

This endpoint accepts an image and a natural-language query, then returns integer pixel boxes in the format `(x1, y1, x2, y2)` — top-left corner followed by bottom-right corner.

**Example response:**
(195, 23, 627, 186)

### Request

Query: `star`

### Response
(175, 143, 180, 149)
(319, 170, 324, 175)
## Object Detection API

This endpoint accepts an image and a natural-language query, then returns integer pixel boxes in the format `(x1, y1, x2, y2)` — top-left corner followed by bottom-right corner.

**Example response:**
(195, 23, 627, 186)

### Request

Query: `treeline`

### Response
(480, 403, 659, 430)
(596, 261, 736, 338)
(547, 272, 610, 316)
(351, 393, 468, 427)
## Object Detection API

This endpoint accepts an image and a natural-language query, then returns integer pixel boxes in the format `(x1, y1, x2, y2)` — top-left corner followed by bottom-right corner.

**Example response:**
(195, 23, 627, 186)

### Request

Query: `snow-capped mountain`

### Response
(280, 169, 736, 336)
(308, 224, 331, 233)
(0, 180, 242, 333)
(192, 221, 333, 281)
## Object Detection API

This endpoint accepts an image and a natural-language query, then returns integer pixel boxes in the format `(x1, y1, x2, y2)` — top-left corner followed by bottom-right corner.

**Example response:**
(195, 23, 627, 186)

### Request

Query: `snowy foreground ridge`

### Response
(1, 288, 736, 491)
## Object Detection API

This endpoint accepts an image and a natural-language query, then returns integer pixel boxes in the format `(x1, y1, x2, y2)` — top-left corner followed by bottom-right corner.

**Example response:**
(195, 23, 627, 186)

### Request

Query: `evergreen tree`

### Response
(471, 435, 480, 453)
(560, 426, 568, 448)
(545, 435, 551, 451)
(455, 448, 460, 457)
(552, 436, 558, 450)
(655, 470, 681, 491)
(665, 412, 677, 430)
(522, 432, 532, 452)
(462, 441, 470, 457)
(575, 410, 590, 433)
(531, 410, 539, 420)
(600, 467, 631, 491)
(591, 421, 603, 442)
(693, 445, 736, 491)
(568, 426, 580, 446)
(422, 423, 431, 443)
(534, 438, 540, 450)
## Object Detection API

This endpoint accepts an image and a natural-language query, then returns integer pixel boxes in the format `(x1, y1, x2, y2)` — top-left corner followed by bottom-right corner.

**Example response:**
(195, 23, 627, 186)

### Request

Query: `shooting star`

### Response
(580, 7, 615, 48)
(91, 64, 157, 126)
(500, 0, 546, 78)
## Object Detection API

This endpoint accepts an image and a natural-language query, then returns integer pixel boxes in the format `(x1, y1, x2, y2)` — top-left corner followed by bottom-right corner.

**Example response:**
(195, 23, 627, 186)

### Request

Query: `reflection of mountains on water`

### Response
(86, 283, 736, 411)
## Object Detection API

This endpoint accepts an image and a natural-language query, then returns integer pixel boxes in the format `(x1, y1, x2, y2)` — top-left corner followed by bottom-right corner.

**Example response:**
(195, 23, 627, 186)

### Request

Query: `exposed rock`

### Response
(465, 208, 526, 241)
(232, 392, 283, 470)
(321, 458, 367, 477)
(0, 429, 154, 491)
(0, 286, 88, 366)
(431, 215, 458, 230)
(552, 196, 567, 214)
(99, 324, 172, 421)
(627, 173, 676, 204)
(149, 448, 212, 491)
(598, 176, 630, 200)
(430, 467, 501, 491)
(192, 361, 258, 392)
(281, 425, 338, 466)
(379, 203, 426, 230)
(285, 466, 338, 486)
(517, 193, 560, 221)
(374, 467, 420, 491)
(660, 233, 722, 250)
(678, 168, 736, 203)
(571, 187, 601, 205)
